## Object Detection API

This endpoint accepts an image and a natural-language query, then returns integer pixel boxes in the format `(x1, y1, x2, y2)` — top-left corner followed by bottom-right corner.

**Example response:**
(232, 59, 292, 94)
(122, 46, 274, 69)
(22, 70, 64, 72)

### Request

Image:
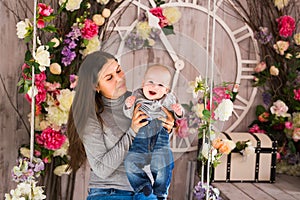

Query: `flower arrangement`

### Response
(225, 0, 300, 171)
(125, 0, 181, 50)
(5, 148, 46, 199)
(5, 0, 125, 198)
(193, 181, 221, 200)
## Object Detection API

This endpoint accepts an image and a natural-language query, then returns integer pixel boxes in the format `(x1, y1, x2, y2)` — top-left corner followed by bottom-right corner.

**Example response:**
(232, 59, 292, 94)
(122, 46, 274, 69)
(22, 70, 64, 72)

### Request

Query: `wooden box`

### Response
(211, 132, 277, 183)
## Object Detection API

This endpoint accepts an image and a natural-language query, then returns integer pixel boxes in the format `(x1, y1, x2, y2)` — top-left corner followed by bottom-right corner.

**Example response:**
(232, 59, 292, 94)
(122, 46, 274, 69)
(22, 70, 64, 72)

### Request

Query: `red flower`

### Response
(258, 112, 270, 122)
(294, 89, 300, 101)
(149, 7, 168, 28)
(81, 19, 98, 39)
(38, 3, 53, 17)
(277, 15, 295, 38)
(36, 127, 66, 150)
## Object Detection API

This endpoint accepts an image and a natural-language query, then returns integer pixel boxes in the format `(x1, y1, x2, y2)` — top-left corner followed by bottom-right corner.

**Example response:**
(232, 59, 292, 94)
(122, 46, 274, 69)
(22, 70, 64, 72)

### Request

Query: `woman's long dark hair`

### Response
(67, 51, 116, 171)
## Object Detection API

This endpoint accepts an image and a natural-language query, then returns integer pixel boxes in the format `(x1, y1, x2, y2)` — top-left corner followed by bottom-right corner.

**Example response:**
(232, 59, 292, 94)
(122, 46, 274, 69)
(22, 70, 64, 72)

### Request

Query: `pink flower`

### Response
(25, 84, 47, 105)
(149, 7, 168, 28)
(37, 18, 45, 28)
(36, 127, 66, 150)
(249, 124, 266, 134)
(38, 3, 53, 17)
(270, 100, 289, 117)
(45, 82, 61, 92)
(34, 150, 41, 157)
(285, 121, 293, 129)
(175, 118, 189, 138)
(293, 89, 300, 101)
(254, 61, 267, 73)
(70, 74, 78, 89)
(292, 128, 300, 142)
(277, 15, 295, 38)
(35, 71, 47, 83)
(81, 19, 98, 39)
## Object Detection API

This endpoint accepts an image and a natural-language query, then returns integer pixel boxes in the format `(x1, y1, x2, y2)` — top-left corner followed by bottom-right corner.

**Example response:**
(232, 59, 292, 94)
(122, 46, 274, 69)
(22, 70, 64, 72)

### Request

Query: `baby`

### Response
(124, 64, 183, 200)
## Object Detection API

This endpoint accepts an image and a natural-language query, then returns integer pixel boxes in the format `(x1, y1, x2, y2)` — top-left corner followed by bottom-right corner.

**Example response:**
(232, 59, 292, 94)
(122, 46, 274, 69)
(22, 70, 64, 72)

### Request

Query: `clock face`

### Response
(103, 0, 259, 152)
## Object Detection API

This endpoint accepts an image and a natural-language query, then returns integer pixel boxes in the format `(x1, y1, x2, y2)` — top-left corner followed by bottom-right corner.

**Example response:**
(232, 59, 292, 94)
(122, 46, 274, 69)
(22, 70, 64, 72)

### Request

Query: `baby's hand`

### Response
(125, 96, 136, 108)
(172, 103, 183, 116)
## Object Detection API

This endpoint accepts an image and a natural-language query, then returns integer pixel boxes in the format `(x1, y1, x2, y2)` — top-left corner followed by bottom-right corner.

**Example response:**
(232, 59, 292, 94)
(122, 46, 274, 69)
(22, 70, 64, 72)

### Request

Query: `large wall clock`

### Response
(103, 0, 260, 152)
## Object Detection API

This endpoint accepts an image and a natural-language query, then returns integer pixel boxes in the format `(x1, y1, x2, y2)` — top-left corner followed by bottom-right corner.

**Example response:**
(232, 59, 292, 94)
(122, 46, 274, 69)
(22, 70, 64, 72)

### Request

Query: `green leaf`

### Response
(255, 105, 266, 116)
(17, 79, 24, 86)
(43, 25, 57, 33)
(288, 140, 296, 154)
(25, 51, 32, 62)
(162, 25, 174, 35)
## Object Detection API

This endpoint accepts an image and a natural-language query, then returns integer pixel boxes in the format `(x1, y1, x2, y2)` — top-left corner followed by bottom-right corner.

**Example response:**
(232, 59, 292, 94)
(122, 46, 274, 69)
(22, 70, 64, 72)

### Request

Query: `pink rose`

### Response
(81, 19, 99, 39)
(25, 83, 47, 105)
(35, 71, 47, 83)
(293, 89, 300, 101)
(149, 7, 168, 28)
(38, 3, 53, 17)
(277, 15, 295, 38)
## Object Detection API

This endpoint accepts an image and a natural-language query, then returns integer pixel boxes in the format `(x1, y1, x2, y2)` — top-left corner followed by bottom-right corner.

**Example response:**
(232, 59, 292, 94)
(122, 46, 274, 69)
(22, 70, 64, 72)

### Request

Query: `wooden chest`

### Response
(211, 132, 277, 183)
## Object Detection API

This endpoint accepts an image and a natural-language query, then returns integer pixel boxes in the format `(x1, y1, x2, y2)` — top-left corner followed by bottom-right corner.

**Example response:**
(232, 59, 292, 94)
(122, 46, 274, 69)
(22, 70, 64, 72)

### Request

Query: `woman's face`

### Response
(96, 59, 127, 99)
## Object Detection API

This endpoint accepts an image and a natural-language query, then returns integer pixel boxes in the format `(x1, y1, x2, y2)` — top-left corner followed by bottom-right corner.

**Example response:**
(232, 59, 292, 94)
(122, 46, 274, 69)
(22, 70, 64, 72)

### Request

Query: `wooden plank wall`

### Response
(0, 0, 265, 199)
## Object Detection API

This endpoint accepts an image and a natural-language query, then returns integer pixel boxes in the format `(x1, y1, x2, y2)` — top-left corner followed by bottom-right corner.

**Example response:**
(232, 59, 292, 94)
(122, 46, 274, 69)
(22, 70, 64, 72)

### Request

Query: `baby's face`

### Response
(142, 69, 170, 100)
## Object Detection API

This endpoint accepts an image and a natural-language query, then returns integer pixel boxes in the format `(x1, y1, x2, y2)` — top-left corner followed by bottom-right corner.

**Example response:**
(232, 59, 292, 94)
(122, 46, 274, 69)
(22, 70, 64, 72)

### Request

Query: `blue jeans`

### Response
(86, 188, 158, 200)
(125, 119, 174, 199)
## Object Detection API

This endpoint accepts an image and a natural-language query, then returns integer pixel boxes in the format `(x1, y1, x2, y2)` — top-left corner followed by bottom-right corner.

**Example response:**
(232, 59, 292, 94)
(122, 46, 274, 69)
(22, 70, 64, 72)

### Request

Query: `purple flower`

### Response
(68, 40, 77, 49)
(254, 27, 273, 44)
(262, 92, 272, 107)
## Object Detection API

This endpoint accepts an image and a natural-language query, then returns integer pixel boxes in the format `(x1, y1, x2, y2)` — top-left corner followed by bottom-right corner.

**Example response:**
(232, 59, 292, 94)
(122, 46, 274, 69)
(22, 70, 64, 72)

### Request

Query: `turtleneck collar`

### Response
(101, 91, 130, 108)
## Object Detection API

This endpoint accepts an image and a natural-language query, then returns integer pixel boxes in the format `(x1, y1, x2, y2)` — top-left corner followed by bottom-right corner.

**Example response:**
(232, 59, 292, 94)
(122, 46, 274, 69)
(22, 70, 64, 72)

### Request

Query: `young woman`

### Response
(67, 51, 175, 200)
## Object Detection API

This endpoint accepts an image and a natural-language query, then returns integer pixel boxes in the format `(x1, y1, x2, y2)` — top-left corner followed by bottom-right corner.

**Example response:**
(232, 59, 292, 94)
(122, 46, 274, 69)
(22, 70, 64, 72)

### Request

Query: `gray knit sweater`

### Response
(81, 91, 136, 190)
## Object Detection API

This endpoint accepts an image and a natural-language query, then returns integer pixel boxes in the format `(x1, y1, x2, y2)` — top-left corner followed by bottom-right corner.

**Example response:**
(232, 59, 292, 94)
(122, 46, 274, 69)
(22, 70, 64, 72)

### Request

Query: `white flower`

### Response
(274, 0, 289, 10)
(59, 0, 83, 12)
(53, 139, 69, 157)
(50, 37, 60, 48)
(270, 100, 290, 117)
(27, 86, 38, 98)
(80, 36, 101, 57)
(192, 103, 204, 118)
(270, 65, 279, 76)
(46, 106, 69, 127)
(35, 45, 50, 70)
(163, 7, 181, 25)
(57, 89, 75, 111)
(136, 21, 151, 40)
(16, 19, 32, 39)
(214, 99, 234, 121)
(20, 147, 31, 158)
(54, 164, 72, 176)
(114, 0, 123, 2)
(244, 146, 255, 156)
(93, 14, 105, 26)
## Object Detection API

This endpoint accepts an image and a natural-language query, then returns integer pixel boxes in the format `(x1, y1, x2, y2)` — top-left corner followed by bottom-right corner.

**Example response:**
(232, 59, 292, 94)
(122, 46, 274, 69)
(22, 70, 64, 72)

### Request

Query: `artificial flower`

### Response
(81, 19, 98, 39)
(59, 0, 83, 12)
(214, 99, 234, 121)
(136, 21, 152, 40)
(93, 14, 105, 26)
(192, 103, 204, 118)
(276, 15, 295, 38)
(254, 61, 267, 73)
(38, 3, 54, 17)
(35, 45, 50, 69)
(269, 65, 279, 76)
(50, 37, 60, 47)
(80, 35, 101, 57)
(175, 118, 189, 138)
(57, 89, 75, 111)
(274, 0, 289, 10)
(50, 63, 62, 75)
(54, 164, 72, 176)
(102, 8, 111, 18)
(273, 40, 289, 55)
(149, 7, 168, 28)
(293, 128, 300, 142)
(270, 100, 290, 117)
(16, 19, 32, 39)
(294, 89, 300, 101)
(294, 33, 300, 45)
(218, 139, 236, 154)
(162, 7, 181, 25)
(36, 127, 66, 150)
(97, 0, 109, 4)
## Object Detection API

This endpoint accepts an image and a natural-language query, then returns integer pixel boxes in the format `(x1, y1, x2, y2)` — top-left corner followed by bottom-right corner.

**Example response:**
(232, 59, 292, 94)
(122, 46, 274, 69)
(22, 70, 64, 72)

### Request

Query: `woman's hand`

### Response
(159, 107, 175, 133)
(130, 104, 149, 133)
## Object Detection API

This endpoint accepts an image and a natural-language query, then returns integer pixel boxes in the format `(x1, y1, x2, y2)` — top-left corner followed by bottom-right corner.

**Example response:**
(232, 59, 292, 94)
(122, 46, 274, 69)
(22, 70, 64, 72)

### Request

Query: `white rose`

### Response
(16, 19, 32, 39)
(163, 7, 182, 25)
(214, 99, 234, 121)
(57, 89, 75, 111)
(35, 45, 50, 69)
(59, 0, 83, 12)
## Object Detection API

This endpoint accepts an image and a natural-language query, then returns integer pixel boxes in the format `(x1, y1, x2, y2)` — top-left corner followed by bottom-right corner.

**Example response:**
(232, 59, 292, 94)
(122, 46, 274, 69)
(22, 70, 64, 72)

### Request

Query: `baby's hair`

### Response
(145, 64, 172, 86)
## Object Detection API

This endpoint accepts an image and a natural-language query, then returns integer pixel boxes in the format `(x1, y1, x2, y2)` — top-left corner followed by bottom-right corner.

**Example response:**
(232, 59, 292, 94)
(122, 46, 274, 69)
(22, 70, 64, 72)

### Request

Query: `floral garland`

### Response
(224, 0, 300, 169)
(6, 0, 124, 199)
